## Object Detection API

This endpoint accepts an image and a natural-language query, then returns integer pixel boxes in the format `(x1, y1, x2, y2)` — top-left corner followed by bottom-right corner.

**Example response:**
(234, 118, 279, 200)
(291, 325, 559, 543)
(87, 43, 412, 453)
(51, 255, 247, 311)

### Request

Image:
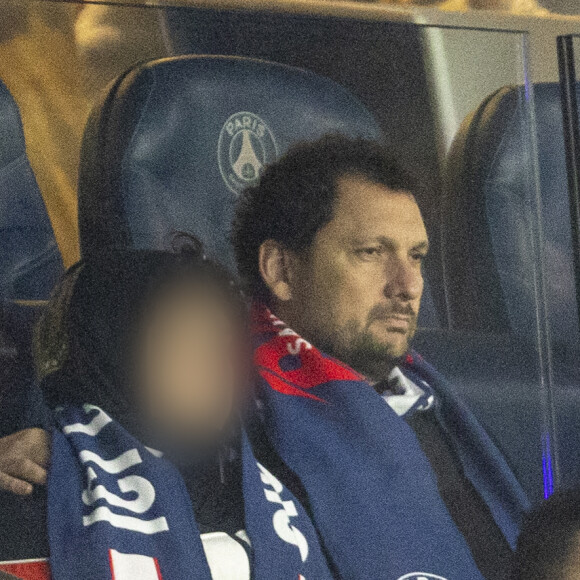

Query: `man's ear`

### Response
(258, 240, 297, 302)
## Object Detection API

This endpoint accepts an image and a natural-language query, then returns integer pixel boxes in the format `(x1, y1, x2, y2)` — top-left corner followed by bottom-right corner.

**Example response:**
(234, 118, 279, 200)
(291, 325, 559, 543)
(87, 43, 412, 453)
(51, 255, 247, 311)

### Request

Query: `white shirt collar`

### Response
(381, 367, 435, 417)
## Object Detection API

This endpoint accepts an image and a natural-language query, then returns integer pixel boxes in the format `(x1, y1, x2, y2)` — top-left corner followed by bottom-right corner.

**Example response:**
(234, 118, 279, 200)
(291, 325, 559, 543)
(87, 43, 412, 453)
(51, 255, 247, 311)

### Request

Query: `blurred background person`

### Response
(0, 1, 90, 266)
(0, 2, 168, 267)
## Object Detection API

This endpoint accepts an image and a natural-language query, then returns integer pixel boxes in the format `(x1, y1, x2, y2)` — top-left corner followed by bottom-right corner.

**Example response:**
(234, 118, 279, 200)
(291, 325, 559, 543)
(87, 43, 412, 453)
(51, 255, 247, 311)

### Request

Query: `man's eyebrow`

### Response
(373, 237, 429, 250)
(412, 241, 430, 252)
(350, 237, 429, 251)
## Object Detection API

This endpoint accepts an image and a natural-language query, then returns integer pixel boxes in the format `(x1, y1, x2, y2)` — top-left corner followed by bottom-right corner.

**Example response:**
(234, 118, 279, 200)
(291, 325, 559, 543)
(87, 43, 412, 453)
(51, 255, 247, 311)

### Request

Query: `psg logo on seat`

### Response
(218, 111, 278, 195)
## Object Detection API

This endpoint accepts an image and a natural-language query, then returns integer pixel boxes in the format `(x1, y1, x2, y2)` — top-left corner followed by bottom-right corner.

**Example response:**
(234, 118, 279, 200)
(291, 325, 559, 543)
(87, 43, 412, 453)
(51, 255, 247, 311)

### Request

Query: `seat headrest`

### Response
(0, 79, 63, 300)
(78, 55, 383, 268)
(443, 83, 579, 350)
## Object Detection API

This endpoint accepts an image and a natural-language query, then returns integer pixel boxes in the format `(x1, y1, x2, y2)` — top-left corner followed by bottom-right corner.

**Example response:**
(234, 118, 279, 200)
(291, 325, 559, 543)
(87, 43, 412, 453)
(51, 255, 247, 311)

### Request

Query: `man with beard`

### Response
(232, 135, 528, 579)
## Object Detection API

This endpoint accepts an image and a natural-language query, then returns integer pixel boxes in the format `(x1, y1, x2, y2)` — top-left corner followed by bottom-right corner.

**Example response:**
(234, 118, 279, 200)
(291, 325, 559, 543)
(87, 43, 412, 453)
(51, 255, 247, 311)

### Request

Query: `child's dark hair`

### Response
(35, 233, 246, 416)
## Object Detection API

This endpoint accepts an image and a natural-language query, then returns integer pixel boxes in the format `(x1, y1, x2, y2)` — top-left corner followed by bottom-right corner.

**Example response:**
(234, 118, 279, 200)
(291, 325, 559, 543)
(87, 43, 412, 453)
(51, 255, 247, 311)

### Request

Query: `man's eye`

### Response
(356, 247, 383, 258)
(412, 253, 427, 263)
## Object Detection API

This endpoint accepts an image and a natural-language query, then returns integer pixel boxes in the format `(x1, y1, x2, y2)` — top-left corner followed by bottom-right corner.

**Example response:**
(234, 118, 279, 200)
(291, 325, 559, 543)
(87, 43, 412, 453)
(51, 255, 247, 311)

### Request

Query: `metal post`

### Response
(557, 35, 580, 335)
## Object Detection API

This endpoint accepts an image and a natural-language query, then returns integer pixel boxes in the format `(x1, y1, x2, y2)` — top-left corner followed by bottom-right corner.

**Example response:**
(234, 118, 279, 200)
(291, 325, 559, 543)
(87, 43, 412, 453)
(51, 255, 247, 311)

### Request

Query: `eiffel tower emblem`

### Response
(232, 130, 263, 181)
(218, 112, 279, 195)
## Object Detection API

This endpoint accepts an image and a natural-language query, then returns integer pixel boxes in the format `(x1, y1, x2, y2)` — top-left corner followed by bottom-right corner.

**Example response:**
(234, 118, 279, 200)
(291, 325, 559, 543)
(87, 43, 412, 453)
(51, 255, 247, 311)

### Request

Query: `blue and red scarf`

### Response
(253, 304, 512, 580)
(46, 404, 334, 580)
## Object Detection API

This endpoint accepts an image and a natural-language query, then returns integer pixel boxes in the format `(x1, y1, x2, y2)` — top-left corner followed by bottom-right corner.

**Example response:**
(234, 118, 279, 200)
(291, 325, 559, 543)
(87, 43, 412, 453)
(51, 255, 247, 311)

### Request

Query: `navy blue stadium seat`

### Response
(442, 84, 579, 356)
(441, 84, 580, 389)
(425, 83, 580, 497)
(78, 55, 383, 268)
(0, 79, 63, 301)
(0, 78, 61, 423)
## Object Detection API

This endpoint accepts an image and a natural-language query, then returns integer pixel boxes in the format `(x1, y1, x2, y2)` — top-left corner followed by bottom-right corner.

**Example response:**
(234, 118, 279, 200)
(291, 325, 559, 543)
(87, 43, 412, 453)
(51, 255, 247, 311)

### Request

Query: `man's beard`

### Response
(314, 304, 417, 382)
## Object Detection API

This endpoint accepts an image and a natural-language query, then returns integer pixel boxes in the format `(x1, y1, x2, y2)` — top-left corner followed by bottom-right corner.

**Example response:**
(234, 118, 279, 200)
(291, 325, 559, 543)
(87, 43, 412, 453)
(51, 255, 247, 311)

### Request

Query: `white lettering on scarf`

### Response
(271, 314, 312, 355)
(83, 467, 156, 514)
(63, 406, 169, 535)
(63, 404, 112, 436)
(257, 462, 309, 562)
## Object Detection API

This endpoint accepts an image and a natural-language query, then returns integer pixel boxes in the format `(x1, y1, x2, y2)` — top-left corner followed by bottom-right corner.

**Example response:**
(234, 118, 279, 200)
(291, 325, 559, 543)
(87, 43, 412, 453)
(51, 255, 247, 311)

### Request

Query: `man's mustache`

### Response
(367, 303, 418, 323)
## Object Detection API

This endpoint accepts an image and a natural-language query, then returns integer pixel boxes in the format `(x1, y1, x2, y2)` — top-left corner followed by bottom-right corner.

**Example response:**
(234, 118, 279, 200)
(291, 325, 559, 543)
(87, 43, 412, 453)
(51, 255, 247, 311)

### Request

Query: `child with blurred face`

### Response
(0, 238, 336, 579)
(40, 239, 249, 468)
(135, 279, 242, 457)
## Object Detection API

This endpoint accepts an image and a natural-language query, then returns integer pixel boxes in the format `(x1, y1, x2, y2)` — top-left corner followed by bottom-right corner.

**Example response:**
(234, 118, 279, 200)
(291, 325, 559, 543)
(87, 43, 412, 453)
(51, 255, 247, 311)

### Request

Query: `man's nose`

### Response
(383, 259, 423, 301)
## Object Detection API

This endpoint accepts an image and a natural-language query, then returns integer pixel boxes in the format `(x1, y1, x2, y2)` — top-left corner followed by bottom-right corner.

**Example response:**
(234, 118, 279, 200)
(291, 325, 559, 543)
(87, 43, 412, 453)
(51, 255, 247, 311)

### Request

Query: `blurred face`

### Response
(281, 175, 427, 381)
(133, 285, 245, 456)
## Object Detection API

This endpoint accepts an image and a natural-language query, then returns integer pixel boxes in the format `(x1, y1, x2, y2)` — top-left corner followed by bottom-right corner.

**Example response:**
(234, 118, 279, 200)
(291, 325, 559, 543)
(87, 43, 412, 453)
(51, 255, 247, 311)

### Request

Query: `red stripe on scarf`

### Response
(0, 559, 50, 580)
(252, 304, 363, 401)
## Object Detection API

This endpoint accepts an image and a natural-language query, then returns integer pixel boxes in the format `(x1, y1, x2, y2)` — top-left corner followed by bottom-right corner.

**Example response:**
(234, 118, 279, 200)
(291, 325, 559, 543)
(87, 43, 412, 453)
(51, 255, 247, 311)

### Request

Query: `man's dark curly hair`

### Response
(231, 134, 418, 301)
